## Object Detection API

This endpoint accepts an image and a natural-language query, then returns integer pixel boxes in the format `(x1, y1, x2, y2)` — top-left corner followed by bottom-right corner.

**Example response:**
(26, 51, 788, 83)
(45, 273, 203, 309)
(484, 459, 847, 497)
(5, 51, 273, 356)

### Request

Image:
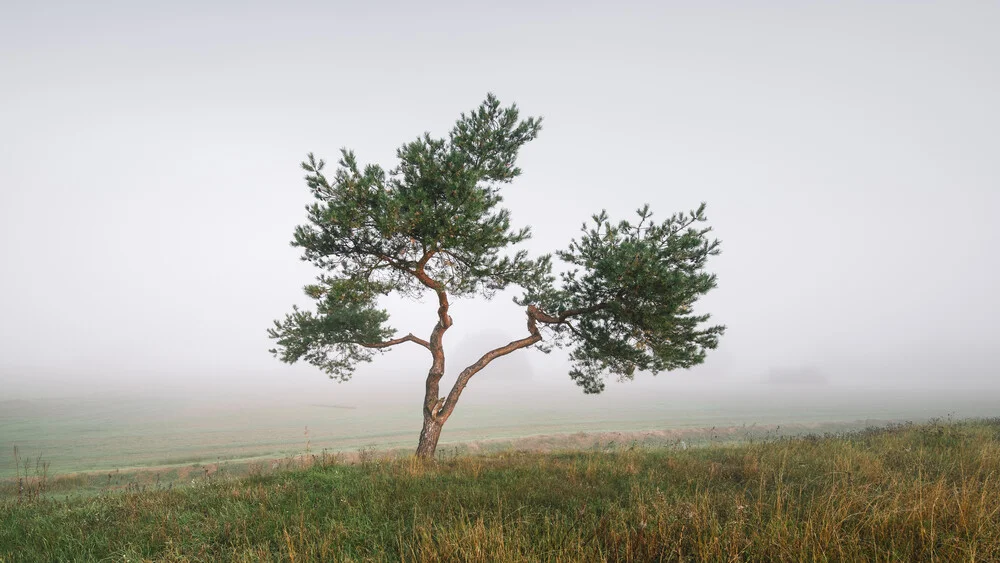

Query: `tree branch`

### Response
(413, 247, 457, 422)
(413, 248, 452, 332)
(436, 307, 543, 422)
(413, 249, 442, 290)
(435, 302, 614, 421)
(359, 333, 431, 351)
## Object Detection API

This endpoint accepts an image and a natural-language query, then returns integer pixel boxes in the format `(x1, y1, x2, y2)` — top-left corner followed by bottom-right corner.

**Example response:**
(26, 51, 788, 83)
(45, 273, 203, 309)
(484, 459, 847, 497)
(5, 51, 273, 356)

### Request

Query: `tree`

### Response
(268, 94, 726, 458)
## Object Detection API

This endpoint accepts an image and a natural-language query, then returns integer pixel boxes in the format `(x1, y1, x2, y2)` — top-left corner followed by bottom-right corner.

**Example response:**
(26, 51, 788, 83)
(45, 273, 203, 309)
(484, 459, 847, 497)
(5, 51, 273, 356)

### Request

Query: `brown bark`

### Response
(408, 254, 606, 458)
(413, 250, 453, 459)
(436, 307, 543, 423)
(415, 414, 443, 458)
(414, 305, 544, 458)
(360, 333, 430, 350)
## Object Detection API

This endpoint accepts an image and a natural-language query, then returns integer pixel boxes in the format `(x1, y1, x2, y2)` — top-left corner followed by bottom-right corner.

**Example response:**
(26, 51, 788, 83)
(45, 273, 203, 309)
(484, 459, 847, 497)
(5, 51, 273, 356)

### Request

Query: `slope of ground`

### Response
(2, 418, 999, 561)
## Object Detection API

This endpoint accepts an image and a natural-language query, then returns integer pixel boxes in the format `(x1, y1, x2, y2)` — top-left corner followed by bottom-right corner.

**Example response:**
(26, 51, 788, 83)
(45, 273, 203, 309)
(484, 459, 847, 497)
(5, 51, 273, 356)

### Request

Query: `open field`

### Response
(0, 420, 890, 502)
(4, 382, 998, 479)
(3, 418, 1000, 561)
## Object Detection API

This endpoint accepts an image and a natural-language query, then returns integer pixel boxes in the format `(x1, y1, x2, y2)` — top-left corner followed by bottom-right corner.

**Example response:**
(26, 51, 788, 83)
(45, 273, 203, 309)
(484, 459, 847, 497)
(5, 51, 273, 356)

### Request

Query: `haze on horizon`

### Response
(1, 1, 998, 411)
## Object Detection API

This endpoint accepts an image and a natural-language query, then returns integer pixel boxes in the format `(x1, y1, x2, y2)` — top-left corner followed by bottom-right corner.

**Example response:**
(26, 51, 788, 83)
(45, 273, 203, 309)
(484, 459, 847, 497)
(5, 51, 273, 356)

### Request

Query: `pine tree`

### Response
(269, 94, 725, 458)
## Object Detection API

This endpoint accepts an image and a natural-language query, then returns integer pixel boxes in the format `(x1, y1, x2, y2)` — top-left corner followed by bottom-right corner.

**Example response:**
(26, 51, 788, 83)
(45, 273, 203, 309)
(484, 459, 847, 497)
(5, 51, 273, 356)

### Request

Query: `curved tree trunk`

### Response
(413, 305, 545, 459)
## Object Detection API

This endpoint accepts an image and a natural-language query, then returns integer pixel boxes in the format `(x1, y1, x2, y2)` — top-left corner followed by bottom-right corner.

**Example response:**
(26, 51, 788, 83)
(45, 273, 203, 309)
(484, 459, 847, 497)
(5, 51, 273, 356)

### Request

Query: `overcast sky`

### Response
(2, 1, 998, 403)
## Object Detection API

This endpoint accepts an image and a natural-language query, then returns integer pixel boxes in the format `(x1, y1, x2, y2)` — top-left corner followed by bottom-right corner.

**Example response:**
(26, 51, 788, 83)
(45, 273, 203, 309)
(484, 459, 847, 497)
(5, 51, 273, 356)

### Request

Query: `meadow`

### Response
(3, 417, 999, 561)
(4, 381, 996, 479)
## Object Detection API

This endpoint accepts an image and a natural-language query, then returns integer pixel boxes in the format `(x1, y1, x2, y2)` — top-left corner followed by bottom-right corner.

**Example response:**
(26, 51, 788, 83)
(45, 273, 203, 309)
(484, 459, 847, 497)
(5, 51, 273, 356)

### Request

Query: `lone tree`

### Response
(269, 95, 725, 458)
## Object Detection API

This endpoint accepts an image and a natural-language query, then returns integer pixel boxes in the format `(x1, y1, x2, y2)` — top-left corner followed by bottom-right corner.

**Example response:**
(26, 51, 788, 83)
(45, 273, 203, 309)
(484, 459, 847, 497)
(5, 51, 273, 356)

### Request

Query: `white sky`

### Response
(2, 1, 998, 403)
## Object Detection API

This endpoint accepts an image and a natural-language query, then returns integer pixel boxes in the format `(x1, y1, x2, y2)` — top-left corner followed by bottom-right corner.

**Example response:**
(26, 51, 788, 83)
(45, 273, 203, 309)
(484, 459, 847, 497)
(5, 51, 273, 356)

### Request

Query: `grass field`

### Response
(5, 383, 997, 479)
(3, 417, 999, 561)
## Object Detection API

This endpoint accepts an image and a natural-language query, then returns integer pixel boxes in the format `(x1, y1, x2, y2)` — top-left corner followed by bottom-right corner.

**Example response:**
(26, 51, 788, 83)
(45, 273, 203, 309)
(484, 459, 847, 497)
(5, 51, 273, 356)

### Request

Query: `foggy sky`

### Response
(2, 1, 998, 403)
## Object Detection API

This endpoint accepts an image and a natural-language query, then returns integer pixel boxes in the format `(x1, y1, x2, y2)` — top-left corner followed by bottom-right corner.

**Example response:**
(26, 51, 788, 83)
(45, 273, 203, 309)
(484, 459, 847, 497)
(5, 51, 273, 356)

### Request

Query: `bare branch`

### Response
(359, 333, 431, 351)
(436, 308, 543, 421)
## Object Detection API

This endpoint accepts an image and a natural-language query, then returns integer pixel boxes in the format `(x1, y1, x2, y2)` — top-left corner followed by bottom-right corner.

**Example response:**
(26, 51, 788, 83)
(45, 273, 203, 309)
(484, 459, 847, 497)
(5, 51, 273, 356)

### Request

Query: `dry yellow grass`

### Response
(3, 418, 999, 561)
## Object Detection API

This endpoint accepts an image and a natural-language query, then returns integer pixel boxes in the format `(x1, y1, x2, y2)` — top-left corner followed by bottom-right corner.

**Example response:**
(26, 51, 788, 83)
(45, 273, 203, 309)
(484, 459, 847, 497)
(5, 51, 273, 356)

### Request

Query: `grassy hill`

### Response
(2, 418, 999, 561)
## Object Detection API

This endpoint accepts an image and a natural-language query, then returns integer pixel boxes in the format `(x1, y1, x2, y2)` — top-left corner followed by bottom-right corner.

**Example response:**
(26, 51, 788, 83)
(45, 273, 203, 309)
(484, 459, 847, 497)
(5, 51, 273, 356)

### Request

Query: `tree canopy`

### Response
(268, 93, 725, 456)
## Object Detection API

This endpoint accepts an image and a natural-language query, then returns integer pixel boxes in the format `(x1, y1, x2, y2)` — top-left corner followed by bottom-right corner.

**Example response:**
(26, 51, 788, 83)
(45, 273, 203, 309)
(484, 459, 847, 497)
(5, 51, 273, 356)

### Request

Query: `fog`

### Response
(2, 0, 998, 418)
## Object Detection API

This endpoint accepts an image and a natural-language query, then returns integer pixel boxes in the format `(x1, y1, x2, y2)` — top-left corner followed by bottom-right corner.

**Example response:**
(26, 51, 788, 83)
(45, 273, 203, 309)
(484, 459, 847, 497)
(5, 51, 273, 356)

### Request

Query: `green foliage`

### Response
(269, 93, 725, 391)
(292, 93, 546, 298)
(519, 204, 726, 393)
(5, 419, 1000, 561)
(270, 94, 549, 381)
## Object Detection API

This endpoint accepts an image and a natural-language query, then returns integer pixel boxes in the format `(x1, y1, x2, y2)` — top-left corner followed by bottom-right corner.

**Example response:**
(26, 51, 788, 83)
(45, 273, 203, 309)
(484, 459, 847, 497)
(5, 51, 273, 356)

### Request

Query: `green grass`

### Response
(7, 386, 996, 479)
(3, 418, 1000, 562)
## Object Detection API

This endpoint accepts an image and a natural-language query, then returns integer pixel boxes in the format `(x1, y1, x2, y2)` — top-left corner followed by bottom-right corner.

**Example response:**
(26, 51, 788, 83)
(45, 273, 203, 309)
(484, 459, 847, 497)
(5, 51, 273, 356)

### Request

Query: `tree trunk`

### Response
(415, 414, 443, 459)
(413, 307, 544, 459)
